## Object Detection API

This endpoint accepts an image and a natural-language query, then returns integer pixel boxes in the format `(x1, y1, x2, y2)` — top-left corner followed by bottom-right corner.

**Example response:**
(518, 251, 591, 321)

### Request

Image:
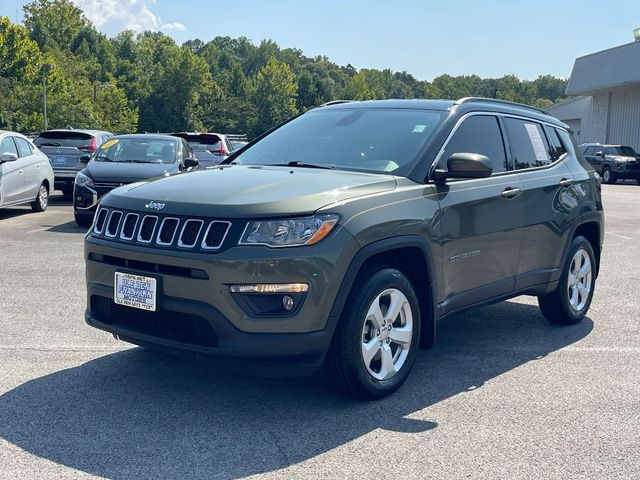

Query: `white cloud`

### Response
(72, 0, 186, 33)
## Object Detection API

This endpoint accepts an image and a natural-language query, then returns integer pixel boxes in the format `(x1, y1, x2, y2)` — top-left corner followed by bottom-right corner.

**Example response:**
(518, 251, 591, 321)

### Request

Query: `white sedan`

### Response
(0, 130, 55, 212)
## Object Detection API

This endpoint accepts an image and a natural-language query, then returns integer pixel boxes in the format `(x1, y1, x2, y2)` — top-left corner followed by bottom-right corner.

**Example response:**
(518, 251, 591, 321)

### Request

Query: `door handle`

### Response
(501, 187, 521, 199)
(559, 178, 573, 187)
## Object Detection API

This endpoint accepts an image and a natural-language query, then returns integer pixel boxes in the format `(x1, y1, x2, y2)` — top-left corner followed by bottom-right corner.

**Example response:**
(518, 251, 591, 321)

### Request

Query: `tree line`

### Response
(0, 0, 568, 138)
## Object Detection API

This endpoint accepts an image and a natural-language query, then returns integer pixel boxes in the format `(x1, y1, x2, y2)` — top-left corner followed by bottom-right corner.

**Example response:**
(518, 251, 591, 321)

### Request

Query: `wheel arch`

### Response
(330, 236, 437, 349)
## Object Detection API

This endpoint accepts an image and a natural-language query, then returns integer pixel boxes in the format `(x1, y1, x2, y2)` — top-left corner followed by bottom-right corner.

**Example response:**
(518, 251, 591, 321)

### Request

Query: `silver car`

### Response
(0, 131, 55, 212)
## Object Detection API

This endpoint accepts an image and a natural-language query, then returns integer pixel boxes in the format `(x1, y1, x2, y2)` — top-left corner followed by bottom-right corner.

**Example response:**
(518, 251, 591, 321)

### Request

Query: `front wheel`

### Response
(538, 236, 596, 324)
(601, 166, 616, 184)
(30, 183, 49, 212)
(325, 268, 421, 399)
(74, 212, 92, 227)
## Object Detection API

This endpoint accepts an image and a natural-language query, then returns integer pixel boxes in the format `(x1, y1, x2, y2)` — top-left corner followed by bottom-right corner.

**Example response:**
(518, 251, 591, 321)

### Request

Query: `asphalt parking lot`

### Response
(0, 185, 639, 480)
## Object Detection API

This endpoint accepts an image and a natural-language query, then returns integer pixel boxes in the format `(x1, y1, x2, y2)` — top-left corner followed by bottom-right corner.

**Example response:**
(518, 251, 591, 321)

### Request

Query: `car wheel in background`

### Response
(325, 268, 421, 399)
(30, 183, 49, 212)
(74, 212, 92, 228)
(601, 167, 616, 184)
(538, 235, 596, 325)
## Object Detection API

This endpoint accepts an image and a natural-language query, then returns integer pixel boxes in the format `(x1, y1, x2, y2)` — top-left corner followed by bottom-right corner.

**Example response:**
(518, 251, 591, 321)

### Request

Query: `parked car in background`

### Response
(227, 134, 249, 152)
(0, 130, 54, 212)
(579, 143, 640, 184)
(73, 134, 199, 226)
(34, 129, 113, 196)
(170, 132, 238, 167)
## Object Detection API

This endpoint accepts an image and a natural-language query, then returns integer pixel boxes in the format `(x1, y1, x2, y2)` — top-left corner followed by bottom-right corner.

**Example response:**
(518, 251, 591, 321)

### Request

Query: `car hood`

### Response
(102, 165, 397, 217)
(85, 161, 180, 182)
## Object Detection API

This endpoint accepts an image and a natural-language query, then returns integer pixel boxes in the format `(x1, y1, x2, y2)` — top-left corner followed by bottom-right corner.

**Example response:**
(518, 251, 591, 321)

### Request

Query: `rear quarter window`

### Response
(503, 118, 551, 169)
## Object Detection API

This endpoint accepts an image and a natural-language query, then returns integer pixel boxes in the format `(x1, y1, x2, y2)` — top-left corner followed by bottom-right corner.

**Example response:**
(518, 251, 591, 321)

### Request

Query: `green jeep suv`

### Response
(84, 98, 604, 398)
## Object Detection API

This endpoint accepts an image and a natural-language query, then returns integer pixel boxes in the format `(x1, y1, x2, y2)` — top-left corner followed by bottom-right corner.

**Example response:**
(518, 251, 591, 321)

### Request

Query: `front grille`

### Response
(91, 296, 218, 347)
(106, 211, 122, 237)
(94, 181, 131, 189)
(92, 207, 232, 252)
(157, 218, 179, 245)
(120, 213, 139, 240)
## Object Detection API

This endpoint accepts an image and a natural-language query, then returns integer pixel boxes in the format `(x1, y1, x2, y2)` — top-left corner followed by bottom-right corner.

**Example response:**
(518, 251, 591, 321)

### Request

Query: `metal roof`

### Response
(566, 40, 640, 95)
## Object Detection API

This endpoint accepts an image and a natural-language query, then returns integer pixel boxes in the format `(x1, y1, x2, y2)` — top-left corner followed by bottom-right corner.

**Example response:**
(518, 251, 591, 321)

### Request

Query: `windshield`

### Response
(605, 146, 637, 157)
(94, 138, 177, 164)
(231, 108, 444, 174)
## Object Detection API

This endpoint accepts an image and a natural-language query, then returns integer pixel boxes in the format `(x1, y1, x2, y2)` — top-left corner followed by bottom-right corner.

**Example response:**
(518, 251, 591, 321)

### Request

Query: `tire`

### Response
(74, 212, 92, 227)
(601, 166, 616, 184)
(30, 183, 49, 212)
(325, 268, 421, 399)
(538, 236, 596, 324)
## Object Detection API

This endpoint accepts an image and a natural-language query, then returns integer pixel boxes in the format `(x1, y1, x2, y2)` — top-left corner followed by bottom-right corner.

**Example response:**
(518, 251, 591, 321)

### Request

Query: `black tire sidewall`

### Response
(559, 236, 596, 321)
(340, 268, 421, 398)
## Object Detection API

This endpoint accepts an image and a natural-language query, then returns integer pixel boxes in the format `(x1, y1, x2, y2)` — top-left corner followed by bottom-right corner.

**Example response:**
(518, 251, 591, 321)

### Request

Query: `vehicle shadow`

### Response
(0, 300, 592, 479)
(46, 220, 88, 234)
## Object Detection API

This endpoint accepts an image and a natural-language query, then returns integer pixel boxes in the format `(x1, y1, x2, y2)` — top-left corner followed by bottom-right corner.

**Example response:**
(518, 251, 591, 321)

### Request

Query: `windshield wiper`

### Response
(131, 160, 161, 164)
(94, 155, 113, 162)
(268, 161, 335, 170)
(40, 142, 62, 147)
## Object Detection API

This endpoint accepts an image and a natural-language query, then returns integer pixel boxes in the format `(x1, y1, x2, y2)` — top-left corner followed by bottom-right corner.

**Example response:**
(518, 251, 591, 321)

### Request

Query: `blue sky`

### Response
(1, 0, 638, 81)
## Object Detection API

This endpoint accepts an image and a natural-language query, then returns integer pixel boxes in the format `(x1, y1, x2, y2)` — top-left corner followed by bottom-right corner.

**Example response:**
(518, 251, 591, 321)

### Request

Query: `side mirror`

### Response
(184, 157, 199, 169)
(79, 154, 91, 164)
(0, 152, 18, 163)
(594, 151, 604, 157)
(434, 153, 493, 181)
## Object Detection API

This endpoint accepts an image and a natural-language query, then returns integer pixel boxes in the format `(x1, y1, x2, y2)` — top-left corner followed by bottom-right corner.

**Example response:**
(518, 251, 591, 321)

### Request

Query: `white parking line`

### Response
(25, 227, 50, 234)
(606, 231, 632, 240)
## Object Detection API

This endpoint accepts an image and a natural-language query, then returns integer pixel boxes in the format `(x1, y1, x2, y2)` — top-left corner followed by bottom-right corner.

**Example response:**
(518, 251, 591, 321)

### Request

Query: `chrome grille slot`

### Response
(201, 221, 231, 250)
(156, 217, 180, 246)
(137, 215, 158, 243)
(105, 211, 123, 237)
(93, 208, 109, 234)
(119, 213, 139, 241)
(178, 219, 204, 248)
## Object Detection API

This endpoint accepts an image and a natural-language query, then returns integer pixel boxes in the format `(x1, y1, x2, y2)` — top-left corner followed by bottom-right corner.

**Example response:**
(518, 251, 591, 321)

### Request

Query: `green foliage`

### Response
(1, 0, 569, 138)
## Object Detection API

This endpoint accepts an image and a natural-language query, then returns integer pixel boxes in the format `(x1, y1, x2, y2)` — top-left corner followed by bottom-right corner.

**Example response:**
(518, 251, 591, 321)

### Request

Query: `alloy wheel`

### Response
(39, 185, 48, 210)
(361, 288, 413, 381)
(567, 248, 592, 311)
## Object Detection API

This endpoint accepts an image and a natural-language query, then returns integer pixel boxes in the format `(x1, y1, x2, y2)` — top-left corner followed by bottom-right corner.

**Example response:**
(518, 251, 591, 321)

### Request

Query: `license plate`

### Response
(50, 156, 67, 165)
(114, 272, 157, 311)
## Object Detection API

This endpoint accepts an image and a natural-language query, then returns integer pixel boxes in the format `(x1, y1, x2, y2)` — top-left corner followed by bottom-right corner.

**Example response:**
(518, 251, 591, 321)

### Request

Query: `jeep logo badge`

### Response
(145, 201, 166, 211)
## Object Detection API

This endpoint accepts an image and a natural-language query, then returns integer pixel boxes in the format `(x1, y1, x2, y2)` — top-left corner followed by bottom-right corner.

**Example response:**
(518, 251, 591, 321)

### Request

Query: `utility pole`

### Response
(41, 63, 54, 131)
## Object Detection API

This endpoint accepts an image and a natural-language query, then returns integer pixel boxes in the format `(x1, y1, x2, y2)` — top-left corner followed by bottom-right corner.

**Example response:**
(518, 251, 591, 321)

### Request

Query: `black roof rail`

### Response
(319, 100, 353, 107)
(454, 97, 548, 114)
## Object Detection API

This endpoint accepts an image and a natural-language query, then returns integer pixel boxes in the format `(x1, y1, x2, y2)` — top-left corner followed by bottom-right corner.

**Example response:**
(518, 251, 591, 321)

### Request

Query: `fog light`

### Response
(229, 283, 308, 293)
(282, 295, 294, 311)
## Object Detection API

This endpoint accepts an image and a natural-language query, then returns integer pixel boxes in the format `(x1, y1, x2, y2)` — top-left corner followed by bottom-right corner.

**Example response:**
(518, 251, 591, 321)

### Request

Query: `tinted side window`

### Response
(583, 146, 595, 156)
(544, 127, 566, 161)
(14, 137, 34, 157)
(1, 136, 18, 156)
(442, 115, 508, 173)
(504, 118, 550, 169)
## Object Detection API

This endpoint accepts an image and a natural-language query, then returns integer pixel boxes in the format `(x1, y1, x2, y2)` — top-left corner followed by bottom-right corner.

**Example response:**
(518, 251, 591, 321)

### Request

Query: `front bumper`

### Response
(84, 227, 359, 372)
(612, 161, 640, 178)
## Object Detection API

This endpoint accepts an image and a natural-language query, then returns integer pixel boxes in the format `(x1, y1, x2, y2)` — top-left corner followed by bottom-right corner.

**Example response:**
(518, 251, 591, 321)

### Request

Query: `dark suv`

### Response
(84, 98, 603, 398)
(579, 143, 640, 184)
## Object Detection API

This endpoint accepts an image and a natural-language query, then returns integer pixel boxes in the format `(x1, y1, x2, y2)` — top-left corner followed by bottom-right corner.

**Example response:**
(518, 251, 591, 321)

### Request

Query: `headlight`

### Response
(240, 214, 339, 247)
(75, 171, 94, 188)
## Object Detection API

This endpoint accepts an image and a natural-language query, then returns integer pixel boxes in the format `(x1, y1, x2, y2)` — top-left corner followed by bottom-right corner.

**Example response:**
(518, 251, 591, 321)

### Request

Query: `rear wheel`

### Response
(30, 183, 49, 212)
(601, 166, 616, 184)
(538, 236, 596, 324)
(325, 268, 421, 399)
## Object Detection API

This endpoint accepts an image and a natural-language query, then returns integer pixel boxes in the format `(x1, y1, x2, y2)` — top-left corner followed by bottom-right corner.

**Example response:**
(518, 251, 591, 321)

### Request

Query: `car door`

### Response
(582, 145, 602, 172)
(434, 114, 524, 315)
(502, 118, 581, 290)
(0, 135, 26, 205)
(14, 136, 41, 199)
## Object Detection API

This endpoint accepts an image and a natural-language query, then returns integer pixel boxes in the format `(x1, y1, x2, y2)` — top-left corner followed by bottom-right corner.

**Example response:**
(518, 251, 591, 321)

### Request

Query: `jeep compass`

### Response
(84, 98, 604, 398)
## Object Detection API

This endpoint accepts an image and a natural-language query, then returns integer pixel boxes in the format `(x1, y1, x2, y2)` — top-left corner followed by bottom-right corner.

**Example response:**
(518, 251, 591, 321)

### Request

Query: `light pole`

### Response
(93, 82, 116, 102)
(41, 63, 54, 131)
